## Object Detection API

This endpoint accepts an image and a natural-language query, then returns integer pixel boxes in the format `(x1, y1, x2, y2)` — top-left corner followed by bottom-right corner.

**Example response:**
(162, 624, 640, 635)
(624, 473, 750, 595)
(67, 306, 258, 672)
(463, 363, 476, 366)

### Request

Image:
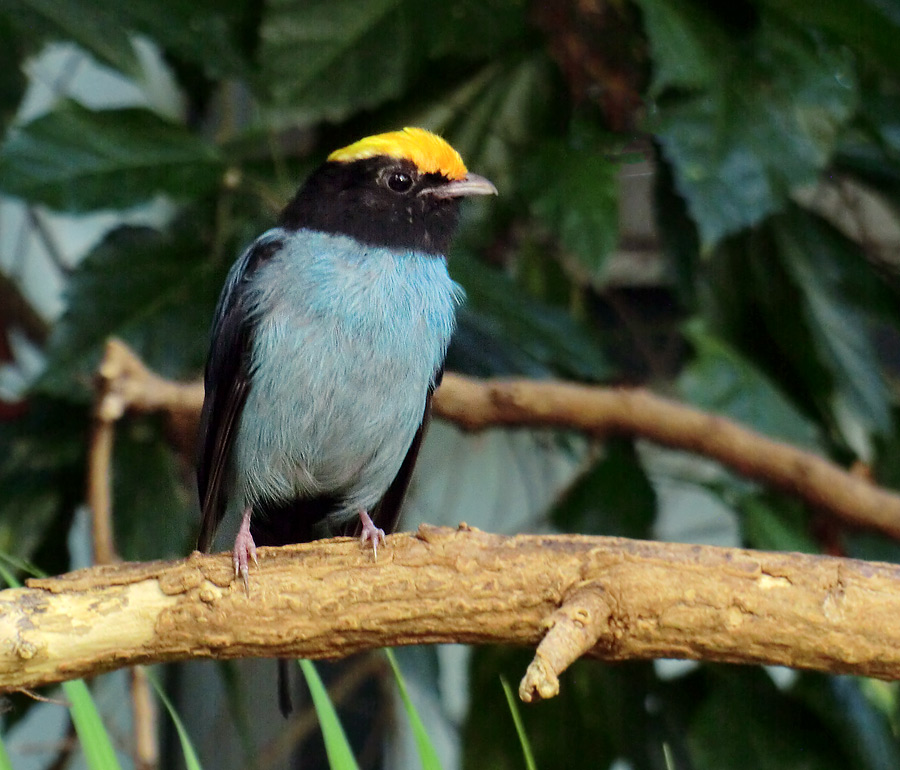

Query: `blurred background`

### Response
(2, 0, 900, 768)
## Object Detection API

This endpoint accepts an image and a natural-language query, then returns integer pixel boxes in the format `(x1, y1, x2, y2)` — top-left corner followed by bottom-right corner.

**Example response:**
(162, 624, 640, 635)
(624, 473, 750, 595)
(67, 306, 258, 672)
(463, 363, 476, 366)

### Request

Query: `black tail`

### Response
(278, 658, 293, 716)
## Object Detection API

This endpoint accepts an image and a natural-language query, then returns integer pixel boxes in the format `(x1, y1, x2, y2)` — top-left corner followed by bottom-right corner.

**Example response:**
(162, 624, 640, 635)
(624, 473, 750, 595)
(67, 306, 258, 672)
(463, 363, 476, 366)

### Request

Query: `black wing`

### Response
(348, 366, 444, 538)
(196, 236, 283, 552)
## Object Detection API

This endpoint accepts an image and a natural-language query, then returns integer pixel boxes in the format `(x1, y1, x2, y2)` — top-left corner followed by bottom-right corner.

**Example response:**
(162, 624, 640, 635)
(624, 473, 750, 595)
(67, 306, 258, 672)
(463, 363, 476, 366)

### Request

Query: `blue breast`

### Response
(231, 229, 463, 523)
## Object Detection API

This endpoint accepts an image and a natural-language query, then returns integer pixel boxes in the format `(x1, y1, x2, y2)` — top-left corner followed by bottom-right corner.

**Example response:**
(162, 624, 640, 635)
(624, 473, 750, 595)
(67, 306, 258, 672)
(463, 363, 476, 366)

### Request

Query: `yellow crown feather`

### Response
(328, 127, 468, 181)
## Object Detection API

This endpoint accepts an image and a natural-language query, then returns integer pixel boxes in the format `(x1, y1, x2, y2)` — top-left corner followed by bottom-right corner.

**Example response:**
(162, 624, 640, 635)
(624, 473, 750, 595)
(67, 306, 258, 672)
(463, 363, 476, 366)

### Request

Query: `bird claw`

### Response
(358, 510, 386, 560)
(233, 508, 258, 595)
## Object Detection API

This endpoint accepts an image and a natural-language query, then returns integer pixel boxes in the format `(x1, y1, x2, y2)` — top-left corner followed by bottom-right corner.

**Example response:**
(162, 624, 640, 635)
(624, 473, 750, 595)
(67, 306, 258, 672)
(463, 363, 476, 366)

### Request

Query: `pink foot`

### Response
(358, 510, 386, 560)
(233, 507, 258, 594)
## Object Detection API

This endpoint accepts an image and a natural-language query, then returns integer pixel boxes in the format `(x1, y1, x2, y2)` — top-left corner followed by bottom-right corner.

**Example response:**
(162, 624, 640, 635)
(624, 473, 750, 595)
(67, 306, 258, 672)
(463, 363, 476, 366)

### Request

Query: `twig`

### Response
(97, 338, 203, 420)
(3, 526, 900, 699)
(86, 416, 117, 566)
(88, 356, 158, 769)
(8, 688, 67, 706)
(131, 667, 159, 770)
(434, 377, 900, 538)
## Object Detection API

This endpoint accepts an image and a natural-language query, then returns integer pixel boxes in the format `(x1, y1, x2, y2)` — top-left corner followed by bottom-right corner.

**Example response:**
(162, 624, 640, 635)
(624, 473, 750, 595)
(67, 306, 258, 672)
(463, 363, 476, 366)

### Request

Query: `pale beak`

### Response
(424, 172, 498, 199)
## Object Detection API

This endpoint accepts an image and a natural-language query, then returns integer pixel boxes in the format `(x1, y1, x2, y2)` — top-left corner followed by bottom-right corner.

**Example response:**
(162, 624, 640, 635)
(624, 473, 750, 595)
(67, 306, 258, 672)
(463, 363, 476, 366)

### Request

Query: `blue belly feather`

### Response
(230, 229, 462, 525)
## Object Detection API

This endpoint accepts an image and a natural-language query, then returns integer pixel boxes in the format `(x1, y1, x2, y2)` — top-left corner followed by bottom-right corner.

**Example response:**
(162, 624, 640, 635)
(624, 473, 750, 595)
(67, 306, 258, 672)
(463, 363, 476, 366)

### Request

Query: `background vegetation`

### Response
(2, 0, 900, 768)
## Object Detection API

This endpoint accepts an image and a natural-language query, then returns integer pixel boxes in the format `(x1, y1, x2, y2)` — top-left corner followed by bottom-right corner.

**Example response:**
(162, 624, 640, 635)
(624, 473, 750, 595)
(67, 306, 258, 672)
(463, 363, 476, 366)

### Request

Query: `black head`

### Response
(279, 154, 497, 255)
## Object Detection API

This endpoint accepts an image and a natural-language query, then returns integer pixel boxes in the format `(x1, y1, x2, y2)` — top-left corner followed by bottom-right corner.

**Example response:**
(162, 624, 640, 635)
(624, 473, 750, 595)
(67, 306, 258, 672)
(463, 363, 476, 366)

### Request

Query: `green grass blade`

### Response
(62, 679, 123, 770)
(0, 562, 18, 589)
(0, 551, 46, 580)
(384, 649, 443, 770)
(146, 669, 203, 770)
(500, 677, 537, 770)
(0, 729, 14, 770)
(298, 660, 360, 770)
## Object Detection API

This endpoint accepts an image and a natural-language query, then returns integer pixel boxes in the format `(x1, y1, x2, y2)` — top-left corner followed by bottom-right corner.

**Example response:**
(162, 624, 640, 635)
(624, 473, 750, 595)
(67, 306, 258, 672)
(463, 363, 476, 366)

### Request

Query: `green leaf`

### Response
(703, 230, 827, 421)
(654, 154, 702, 308)
(794, 674, 900, 770)
(148, 670, 204, 770)
(679, 321, 819, 447)
(738, 494, 819, 553)
(448, 252, 612, 380)
(298, 660, 360, 770)
(520, 140, 618, 280)
(759, 0, 900, 71)
(5, 0, 252, 80)
(836, 88, 900, 206)
(550, 438, 656, 539)
(425, 0, 530, 60)
(634, 0, 724, 93)
(0, 461, 72, 561)
(874, 412, 900, 494)
(651, 14, 857, 247)
(0, 102, 224, 211)
(113, 420, 195, 561)
(858, 89, 900, 157)
(41, 220, 221, 393)
(0, 397, 85, 566)
(772, 212, 893, 436)
(431, 54, 565, 204)
(835, 141, 900, 203)
(688, 668, 848, 770)
(63, 679, 123, 770)
(117, 0, 252, 80)
(702, 207, 893, 446)
(4, 0, 140, 76)
(0, 16, 28, 133)
(260, 0, 422, 123)
(465, 648, 658, 770)
(842, 521, 900, 566)
(500, 677, 537, 770)
(385, 649, 442, 770)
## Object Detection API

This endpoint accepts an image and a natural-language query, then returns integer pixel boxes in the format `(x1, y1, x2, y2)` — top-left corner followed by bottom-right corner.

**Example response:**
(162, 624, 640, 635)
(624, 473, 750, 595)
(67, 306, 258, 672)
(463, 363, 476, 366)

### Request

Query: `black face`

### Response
(279, 156, 463, 255)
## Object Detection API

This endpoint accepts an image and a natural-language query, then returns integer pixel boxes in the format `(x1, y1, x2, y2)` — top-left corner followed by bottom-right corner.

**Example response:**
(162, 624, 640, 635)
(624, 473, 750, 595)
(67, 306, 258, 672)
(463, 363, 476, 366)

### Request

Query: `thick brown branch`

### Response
(97, 339, 900, 540)
(2, 527, 900, 699)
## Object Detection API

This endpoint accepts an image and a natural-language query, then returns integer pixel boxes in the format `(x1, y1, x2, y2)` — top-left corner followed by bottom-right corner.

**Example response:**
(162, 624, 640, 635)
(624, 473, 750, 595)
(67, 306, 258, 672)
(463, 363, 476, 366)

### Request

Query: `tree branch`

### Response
(435, 376, 900, 538)
(2, 526, 900, 700)
(96, 339, 900, 539)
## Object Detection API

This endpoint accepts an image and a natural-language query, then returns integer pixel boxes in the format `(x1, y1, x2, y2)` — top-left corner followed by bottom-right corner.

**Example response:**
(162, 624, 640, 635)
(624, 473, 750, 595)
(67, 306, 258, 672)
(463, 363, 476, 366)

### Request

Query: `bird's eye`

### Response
(386, 171, 413, 193)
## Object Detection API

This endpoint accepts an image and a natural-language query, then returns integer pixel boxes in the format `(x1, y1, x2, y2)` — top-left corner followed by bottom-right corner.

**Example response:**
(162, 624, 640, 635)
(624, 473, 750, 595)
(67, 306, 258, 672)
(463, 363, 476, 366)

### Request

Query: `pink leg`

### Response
(233, 507, 258, 593)
(358, 510, 386, 560)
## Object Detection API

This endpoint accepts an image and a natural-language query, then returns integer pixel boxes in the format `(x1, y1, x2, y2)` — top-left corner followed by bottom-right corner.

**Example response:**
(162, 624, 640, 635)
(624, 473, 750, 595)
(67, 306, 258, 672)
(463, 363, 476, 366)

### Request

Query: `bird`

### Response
(195, 127, 496, 712)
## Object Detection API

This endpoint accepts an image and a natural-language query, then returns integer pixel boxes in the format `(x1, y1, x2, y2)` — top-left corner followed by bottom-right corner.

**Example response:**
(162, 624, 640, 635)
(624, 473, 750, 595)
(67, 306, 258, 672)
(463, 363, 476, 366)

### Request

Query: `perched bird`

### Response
(196, 128, 496, 709)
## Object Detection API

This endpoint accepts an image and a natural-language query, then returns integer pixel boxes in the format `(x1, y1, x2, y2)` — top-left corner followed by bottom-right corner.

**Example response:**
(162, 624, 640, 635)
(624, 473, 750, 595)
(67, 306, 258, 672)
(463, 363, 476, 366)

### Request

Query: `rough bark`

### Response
(3, 526, 900, 700)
